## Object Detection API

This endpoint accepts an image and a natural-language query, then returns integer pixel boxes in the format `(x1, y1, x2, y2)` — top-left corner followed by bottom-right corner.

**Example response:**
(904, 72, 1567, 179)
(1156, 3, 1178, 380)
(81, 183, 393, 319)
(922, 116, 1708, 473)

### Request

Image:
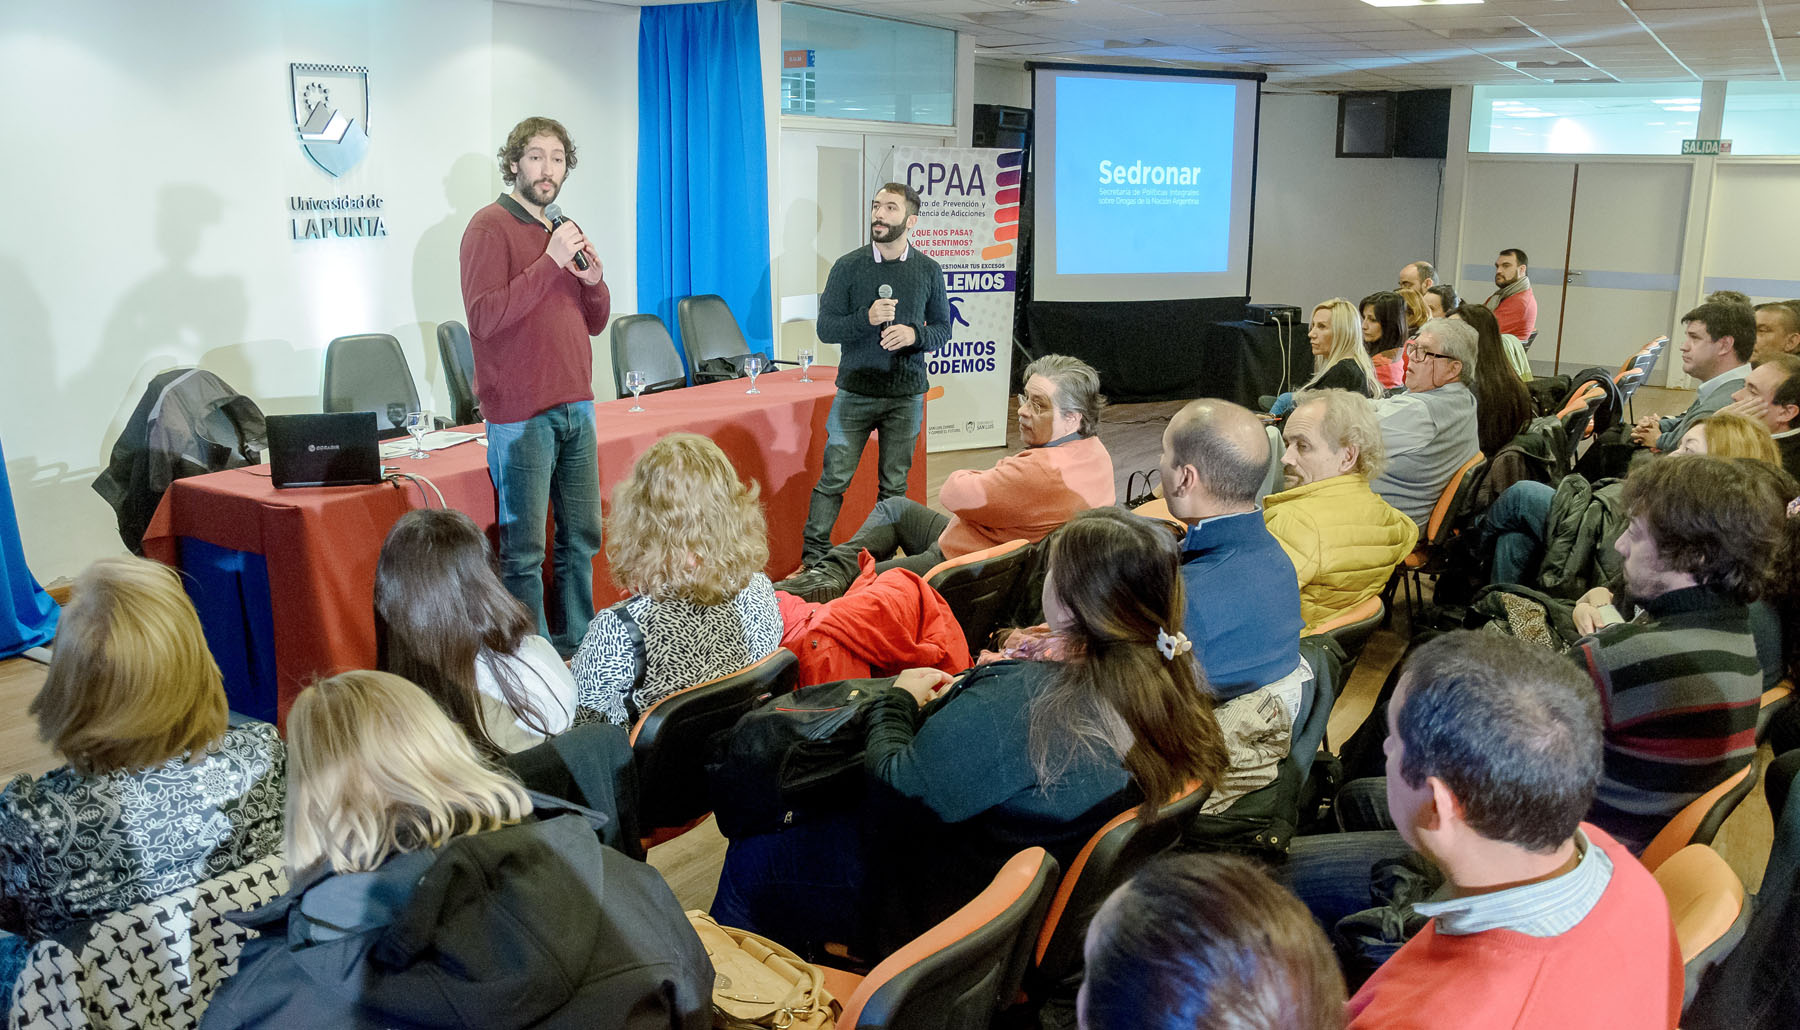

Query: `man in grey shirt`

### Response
(1369, 317, 1480, 525)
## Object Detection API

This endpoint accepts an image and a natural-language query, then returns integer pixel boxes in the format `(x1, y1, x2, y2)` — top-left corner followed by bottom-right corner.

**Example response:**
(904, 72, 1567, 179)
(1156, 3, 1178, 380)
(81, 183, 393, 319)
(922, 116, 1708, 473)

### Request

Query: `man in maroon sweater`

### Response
(459, 116, 610, 656)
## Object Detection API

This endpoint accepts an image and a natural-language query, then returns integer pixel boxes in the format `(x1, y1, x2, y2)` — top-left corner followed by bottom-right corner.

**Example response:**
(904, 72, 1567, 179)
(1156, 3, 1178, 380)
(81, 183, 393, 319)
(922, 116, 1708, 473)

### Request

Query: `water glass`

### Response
(625, 370, 647, 412)
(404, 409, 432, 459)
(798, 348, 815, 382)
(743, 353, 767, 394)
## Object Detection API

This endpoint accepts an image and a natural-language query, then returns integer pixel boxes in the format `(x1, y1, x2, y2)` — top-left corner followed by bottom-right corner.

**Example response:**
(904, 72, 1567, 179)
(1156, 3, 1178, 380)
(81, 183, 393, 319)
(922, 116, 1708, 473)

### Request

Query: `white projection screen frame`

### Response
(1030, 64, 1262, 303)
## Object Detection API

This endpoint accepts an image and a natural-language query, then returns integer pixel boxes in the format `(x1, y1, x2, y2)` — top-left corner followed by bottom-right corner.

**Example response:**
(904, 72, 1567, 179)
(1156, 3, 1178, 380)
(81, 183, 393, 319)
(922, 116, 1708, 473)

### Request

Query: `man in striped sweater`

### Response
(1570, 454, 1782, 853)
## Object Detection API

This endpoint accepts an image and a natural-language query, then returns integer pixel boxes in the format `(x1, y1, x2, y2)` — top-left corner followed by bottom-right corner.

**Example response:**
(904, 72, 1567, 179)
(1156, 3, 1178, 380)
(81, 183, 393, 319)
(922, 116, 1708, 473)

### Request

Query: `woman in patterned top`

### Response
(573, 434, 782, 726)
(0, 557, 284, 985)
(375, 508, 577, 755)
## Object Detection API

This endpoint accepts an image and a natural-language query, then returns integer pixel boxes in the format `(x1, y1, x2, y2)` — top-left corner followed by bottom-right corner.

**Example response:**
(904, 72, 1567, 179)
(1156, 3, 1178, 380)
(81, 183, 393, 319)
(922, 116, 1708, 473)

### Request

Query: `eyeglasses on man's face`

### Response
(1404, 343, 1456, 363)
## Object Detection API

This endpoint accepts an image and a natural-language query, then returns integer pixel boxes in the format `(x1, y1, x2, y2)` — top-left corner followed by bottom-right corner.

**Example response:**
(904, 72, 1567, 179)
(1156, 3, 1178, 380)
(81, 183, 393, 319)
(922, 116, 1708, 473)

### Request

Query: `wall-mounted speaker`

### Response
(973, 103, 1031, 150)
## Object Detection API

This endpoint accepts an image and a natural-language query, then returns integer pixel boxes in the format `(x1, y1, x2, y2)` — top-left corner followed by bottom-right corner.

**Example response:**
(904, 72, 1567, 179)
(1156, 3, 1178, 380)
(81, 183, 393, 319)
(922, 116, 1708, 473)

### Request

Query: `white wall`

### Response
(0, 0, 639, 581)
(1249, 94, 1442, 309)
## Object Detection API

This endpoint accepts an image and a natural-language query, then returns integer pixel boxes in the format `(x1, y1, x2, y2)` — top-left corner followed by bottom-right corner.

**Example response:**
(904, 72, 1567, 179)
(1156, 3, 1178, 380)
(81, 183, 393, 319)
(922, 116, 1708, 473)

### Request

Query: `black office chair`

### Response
(322, 333, 420, 439)
(436, 320, 480, 426)
(609, 313, 688, 397)
(677, 294, 773, 382)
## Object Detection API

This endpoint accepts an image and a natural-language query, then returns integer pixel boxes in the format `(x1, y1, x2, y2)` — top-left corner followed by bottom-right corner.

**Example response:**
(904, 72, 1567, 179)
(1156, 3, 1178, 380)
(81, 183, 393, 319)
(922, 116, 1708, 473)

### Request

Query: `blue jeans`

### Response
(712, 812, 869, 956)
(802, 390, 925, 563)
(1484, 480, 1556, 586)
(486, 402, 603, 656)
(1281, 829, 1415, 932)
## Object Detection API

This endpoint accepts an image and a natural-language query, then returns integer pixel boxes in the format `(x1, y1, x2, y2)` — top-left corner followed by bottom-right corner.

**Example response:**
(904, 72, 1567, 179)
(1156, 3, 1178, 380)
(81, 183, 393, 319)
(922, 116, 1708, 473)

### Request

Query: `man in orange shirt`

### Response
(1484, 248, 1537, 342)
(776, 354, 1114, 603)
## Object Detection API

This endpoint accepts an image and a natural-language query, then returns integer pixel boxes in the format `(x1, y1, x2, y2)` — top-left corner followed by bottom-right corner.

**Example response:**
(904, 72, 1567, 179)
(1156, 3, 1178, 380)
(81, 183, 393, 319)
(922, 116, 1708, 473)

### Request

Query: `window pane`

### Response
(1470, 84, 1700, 155)
(1721, 82, 1800, 156)
(780, 5, 954, 126)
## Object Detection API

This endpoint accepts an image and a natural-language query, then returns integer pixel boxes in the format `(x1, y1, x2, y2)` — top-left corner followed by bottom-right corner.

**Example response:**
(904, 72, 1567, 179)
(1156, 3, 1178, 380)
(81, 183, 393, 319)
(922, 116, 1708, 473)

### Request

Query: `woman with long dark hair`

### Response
(375, 509, 574, 755)
(711, 507, 1230, 958)
(1361, 291, 1410, 391)
(1452, 302, 1534, 456)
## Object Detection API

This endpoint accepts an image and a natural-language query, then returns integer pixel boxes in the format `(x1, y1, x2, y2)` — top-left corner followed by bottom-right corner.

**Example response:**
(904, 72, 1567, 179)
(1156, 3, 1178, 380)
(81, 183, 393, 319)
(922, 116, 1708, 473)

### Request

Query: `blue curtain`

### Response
(637, 0, 774, 365)
(0, 437, 58, 657)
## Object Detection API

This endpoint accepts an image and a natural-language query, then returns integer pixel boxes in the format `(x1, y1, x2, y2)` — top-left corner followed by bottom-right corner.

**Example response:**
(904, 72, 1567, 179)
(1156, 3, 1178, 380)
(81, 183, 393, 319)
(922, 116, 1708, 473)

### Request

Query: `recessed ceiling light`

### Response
(1013, 0, 1077, 8)
(1358, 0, 1481, 7)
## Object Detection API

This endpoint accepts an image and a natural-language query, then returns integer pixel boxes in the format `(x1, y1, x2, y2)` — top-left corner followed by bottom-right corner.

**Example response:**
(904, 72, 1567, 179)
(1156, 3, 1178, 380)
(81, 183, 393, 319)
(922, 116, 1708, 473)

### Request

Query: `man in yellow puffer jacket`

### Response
(1262, 389, 1419, 632)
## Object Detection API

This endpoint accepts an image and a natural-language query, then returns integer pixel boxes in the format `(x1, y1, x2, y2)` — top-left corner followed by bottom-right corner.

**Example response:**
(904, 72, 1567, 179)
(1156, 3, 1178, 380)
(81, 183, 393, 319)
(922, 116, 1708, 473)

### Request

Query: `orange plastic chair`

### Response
(1394, 452, 1484, 622)
(821, 847, 1060, 1029)
(1640, 763, 1758, 873)
(1654, 843, 1750, 1007)
(1130, 496, 1185, 530)
(923, 539, 1037, 652)
(1304, 594, 1385, 683)
(629, 648, 799, 849)
(1027, 784, 1208, 1003)
(1757, 679, 1793, 744)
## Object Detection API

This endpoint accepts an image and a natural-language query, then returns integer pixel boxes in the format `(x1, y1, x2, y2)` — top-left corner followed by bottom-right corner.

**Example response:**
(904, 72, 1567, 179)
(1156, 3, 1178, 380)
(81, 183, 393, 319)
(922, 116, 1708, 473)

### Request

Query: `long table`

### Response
(141, 367, 922, 725)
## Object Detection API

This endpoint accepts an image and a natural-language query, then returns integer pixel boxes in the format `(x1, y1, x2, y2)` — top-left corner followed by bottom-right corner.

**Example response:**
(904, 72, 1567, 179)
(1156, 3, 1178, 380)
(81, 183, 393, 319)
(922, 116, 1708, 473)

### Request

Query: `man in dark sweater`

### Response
(800, 182, 950, 566)
(459, 117, 610, 655)
(1568, 455, 1778, 853)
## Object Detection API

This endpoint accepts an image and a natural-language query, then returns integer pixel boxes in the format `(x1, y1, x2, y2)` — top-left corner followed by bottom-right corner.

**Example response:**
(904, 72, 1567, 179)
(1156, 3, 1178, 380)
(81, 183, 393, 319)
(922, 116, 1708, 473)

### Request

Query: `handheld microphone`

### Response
(542, 203, 590, 271)
(877, 283, 894, 332)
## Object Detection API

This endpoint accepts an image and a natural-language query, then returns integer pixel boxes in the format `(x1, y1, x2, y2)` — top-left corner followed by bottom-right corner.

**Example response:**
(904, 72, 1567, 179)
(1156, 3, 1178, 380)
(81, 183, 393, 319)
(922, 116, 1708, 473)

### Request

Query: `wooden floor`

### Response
(3, 380, 1774, 909)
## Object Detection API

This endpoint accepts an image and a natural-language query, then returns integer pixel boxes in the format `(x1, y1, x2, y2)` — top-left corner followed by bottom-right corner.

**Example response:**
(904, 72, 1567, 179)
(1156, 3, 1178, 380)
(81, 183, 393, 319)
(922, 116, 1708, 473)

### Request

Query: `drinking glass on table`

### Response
(625, 370, 647, 412)
(743, 353, 767, 394)
(797, 348, 815, 382)
(404, 409, 432, 459)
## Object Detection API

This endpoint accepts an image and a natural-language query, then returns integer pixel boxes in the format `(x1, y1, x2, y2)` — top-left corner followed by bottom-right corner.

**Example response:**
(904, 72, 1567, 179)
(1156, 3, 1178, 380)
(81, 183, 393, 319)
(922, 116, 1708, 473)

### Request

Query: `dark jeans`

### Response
(1483, 480, 1555, 586)
(847, 497, 950, 573)
(711, 812, 868, 957)
(802, 390, 925, 564)
(1281, 829, 1417, 932)
(486, 401, 603, 655)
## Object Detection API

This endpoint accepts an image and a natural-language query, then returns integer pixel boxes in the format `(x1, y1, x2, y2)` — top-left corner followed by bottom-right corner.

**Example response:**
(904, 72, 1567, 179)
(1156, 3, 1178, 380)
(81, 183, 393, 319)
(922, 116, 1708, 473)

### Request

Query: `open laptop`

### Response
(266, 412, 382, 488)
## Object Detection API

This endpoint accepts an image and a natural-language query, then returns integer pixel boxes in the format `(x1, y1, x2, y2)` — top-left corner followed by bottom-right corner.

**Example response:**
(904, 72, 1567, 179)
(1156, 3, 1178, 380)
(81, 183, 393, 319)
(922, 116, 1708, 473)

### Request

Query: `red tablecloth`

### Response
(141, 367, 921, 721)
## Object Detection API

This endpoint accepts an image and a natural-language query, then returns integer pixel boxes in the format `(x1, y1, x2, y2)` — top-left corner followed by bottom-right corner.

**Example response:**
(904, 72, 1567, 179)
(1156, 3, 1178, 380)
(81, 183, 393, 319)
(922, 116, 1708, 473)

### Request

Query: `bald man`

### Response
(1159, 400, 1306, 813)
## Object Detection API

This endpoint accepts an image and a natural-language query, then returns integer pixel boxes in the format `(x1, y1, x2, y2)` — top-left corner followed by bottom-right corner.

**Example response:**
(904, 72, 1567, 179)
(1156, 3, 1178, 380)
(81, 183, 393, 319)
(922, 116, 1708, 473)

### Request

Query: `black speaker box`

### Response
(1394, 89, 1451, 159)
(973, 103, 1031, 150)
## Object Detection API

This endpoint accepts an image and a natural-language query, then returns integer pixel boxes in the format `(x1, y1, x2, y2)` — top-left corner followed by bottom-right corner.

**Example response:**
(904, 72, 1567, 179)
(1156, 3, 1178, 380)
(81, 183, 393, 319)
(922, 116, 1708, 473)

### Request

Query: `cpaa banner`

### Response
(895, 146, 1022, 452)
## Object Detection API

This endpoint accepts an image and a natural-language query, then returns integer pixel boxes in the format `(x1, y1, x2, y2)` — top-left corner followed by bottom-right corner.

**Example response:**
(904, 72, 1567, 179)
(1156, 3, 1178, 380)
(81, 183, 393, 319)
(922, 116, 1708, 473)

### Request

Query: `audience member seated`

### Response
(203, 671, 712, 1030)
(1285, 632, 1682, 1030)
(1753, 300, 1800, 365)
(1484, 247, 1538, 341)
(1262, 390, 1418, 633)
(1266, 298, 1380, 415)
(1630, 300, 1753, 453)
(1422, 284, 1458, 321)
(1485, 411, 1777, 587)
(0, 557, 284, 991)
(1368, 317, 1481, 525)
(1722, 352, 1800, 477)
(375, 509, 576, 755)
(711, 508, 1229, 959)
(1159, 400, 1306, 810)
(1361, 291, 1411, 391)
(1566, 455, 1783, 852)
(1397, 260, 1436, 294)
(572, 433, 781, 726)
(778, 354, 1114, 602)
(1451, 303, 1532, 457)
(1397, 287, 1429, 340)
(1078, 854, 1345, 1030)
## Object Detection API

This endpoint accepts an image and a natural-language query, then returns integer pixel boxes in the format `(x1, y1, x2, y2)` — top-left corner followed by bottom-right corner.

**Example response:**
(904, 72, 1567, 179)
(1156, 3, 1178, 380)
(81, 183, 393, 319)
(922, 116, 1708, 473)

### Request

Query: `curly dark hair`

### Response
(496, 116, 577, 186)
(1622, 455, 1798, 603)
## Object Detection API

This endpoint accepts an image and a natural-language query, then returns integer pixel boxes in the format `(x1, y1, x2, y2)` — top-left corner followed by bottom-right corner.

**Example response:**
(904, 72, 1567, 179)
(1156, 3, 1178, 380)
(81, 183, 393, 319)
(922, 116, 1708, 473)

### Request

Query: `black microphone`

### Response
(877, 283, 894, 332)
(542, 203, 590, 271)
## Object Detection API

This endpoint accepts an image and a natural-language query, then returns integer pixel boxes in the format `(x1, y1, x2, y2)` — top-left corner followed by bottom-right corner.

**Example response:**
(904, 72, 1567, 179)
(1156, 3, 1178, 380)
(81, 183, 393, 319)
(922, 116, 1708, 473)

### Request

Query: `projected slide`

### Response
(1031, 65, 1261, 303)
(1054, 76, 1236, 276)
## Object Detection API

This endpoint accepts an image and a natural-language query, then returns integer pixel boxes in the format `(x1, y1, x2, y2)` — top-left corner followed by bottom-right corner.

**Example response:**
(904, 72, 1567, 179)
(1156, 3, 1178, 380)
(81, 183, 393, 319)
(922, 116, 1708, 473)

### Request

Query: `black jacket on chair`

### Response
(201, 810, 712, 1030)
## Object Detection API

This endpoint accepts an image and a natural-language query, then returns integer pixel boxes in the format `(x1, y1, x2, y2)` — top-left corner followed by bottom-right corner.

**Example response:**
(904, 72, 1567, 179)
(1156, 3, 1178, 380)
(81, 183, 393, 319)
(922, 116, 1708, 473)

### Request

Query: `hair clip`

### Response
(1156, 628, 1193, 661)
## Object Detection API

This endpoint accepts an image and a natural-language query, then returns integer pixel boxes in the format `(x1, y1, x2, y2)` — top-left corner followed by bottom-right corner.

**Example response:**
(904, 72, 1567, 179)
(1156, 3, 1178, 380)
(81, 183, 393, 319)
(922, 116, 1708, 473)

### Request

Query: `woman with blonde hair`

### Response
(572, 433, 781, 725)
(1269, 299, 1379, 415)
(1397, 286, 1430, 336)
(713, 507, 1229, 959)
(1675, 409, 1782, 464)
(203, 671, 712, 1030)
(0, 557, 283, 986)
(375, 508, 575, 755)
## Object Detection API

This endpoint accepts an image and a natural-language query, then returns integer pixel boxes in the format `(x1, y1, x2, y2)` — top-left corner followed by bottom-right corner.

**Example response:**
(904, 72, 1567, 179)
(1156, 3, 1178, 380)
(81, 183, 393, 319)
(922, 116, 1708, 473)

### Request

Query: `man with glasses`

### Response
(1368, 318, 1481, 525)
(776, 355, 1115, 603)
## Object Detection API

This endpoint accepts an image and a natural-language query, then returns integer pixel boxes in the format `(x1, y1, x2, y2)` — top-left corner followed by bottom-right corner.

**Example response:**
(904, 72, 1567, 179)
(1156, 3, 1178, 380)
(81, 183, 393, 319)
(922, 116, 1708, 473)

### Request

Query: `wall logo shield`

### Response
(291, 63, 370, 177)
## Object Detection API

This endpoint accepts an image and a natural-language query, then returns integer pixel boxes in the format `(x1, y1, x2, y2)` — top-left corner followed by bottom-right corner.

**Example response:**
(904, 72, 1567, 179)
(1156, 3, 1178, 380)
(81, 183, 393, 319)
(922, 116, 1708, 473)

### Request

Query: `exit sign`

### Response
(1681, 139, 1732, 155)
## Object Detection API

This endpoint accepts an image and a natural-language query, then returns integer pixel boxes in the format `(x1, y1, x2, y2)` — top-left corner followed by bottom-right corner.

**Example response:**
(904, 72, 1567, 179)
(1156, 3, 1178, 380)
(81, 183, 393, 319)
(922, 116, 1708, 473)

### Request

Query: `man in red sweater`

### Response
(1483, 247, 1537, 342)
(1345, 631, 1682, 1029)
(776, 354, 1114, 603)
(459, 116, 611, 656)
